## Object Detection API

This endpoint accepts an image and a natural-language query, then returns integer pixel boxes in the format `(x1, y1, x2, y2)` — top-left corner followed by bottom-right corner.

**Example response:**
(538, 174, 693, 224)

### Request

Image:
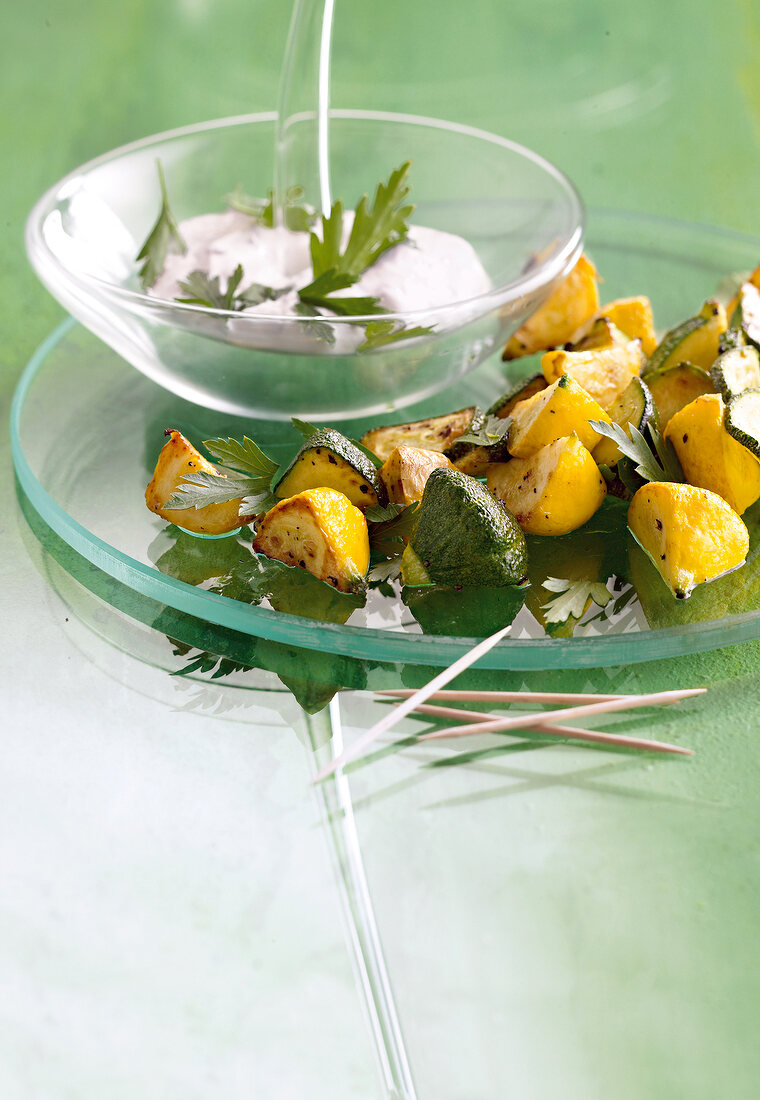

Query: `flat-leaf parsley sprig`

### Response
(136, 161, 186, 289)
(164, 435, 280, 517)
(589, 420, 684, 484)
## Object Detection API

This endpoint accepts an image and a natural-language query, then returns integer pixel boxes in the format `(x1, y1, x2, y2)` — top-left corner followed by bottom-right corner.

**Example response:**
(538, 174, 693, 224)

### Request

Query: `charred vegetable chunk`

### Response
(664, 393, 760, 514)
(145, 430, 254, 535)
(487, 374, 548, 418)
(596, 296, 657, 356)
(502, 254, 600, 360)
(253, 488, 369, 592)
(724, 388, 760, 458)
(380, 446, 453, 506)
(407, 467, 528, 587)
(508, 374, 611, 458)
(711, 346, 760, 399)
(274, 429, 386, 509)
(361, 407, 477, 463)
(646, 362, 714, 430)
(487, 435, 605, 535)
(644, 299, 727, 375)
(628, 482, 748, 598)
(541, 340, 644, 411)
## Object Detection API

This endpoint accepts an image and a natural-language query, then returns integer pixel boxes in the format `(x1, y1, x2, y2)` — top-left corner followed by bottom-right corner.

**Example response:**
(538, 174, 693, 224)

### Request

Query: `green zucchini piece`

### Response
(724, 388, 760, 458)
(643, 299, 726, 376)
(361, 407, 477, 463)
(711, 345, 760, 399)
(718, 325, 746, 354)
(401, 581, 528, 636)
(645, 362, 714, 428)
(486, 373, 547, 418)
(593, 376, 654, 467)
(409, 467, 528, 587)
(274, 428, 387, 508)
(734, 282, 760, 350)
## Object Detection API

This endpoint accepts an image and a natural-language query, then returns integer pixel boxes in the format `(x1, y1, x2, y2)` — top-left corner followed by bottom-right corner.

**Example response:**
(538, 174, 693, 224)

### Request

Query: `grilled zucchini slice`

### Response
(253, 488, 369, 592)
(725, 388, 760, 458)
(487, 374, 548, 418)
(274, 428, 386, 509)
(628, 482, 748, 599)
(361, 407, 478, 463)
(711, 346, 760, 399)
(732, 281, 760, 348)
(644, 299, 727, 375)
(567, 316, 630, 352)
(646, 362, 714, 429)
(592, 376, 654, 467)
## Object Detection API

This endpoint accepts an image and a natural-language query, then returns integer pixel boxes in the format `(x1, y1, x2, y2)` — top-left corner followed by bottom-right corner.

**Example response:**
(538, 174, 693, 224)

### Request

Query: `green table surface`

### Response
(4, 2, 760, 1097)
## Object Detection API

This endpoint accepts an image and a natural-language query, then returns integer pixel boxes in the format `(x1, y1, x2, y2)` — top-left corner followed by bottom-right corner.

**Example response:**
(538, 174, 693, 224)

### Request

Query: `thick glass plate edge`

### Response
(13, 212, 760, 670)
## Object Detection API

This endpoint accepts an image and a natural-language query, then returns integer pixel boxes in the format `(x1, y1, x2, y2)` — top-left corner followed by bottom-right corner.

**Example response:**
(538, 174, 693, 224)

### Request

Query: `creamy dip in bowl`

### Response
(26, 110, 583, 420)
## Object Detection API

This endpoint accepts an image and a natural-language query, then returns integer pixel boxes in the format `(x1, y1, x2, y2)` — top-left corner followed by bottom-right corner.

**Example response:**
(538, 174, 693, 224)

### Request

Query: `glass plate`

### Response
(13, 209, 760, 670)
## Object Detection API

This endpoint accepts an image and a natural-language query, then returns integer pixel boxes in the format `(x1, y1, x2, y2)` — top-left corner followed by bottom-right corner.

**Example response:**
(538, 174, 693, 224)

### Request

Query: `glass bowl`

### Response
(25, 110, 583, 421)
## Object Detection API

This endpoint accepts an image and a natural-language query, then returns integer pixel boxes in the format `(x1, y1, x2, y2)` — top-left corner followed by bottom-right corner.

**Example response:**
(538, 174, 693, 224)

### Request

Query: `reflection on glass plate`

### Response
(13, 209, 760, 670)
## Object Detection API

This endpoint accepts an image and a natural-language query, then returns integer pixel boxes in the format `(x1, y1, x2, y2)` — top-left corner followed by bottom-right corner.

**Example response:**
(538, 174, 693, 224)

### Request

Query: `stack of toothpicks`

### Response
(312, 625, 701, 784)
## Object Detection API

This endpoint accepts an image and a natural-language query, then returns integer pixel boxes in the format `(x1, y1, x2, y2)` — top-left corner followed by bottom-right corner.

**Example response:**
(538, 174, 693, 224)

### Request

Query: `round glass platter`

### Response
(13, 209, 760, 670)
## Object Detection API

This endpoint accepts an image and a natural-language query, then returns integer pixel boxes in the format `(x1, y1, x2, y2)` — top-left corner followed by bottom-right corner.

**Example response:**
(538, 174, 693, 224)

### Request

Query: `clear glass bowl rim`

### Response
(25, 108, 585, 326)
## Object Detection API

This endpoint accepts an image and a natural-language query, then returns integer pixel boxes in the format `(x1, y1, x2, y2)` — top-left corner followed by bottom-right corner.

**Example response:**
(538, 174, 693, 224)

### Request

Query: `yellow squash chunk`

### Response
(541, 339, 644, 411)
(508, 374, 611, 458)
(361, 407, 476, 463)
(628, 482, 749, 598)
(487, 435, 606, 535)
(380, 446, 453, 505)
(502, 254, 600, 360)
(567, 316, 630, 352)
(664, 393, 760, 514)
(597, 297, 657, 356)
(145, 429, 254, 535)
(253, 488, 369, 592)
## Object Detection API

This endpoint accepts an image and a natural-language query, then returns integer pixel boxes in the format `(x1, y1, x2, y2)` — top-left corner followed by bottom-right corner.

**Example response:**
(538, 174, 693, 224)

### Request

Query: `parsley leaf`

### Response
(541, 577, 612, 624)
(164, 435, 280, 517)
(300, 162, 414, 298)
(455, 414, 511, 448)
(293, 301, 336, 344)
(589, 421, 684, 484)
(356, 319, 435, 352)
(291, 418, 320, 440)
(224, 184, 315, 232)
(136, 161, 186, 289)
(368, 502, 419, 559)
(176, 265, 290, 311)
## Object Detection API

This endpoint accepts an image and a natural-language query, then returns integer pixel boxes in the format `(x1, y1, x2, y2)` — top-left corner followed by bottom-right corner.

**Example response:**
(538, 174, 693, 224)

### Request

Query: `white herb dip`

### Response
(149, 211, 491, 352)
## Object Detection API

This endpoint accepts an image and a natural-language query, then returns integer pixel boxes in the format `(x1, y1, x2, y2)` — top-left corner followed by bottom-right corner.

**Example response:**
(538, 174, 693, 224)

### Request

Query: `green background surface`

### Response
(4, 2, 760, 1097)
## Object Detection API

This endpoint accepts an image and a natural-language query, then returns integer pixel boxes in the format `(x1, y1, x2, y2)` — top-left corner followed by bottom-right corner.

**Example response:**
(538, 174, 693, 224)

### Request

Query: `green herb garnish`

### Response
(176, 265, 290, 311)
(590, 421, 684, 484)
(164, 435, 280, 517)
(541, 577, 612, 624)
(225, 184, 315, 232)
(455, 414, 511, 448)
(136, 161, 186, 289)
(357, 319, 435, 351)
